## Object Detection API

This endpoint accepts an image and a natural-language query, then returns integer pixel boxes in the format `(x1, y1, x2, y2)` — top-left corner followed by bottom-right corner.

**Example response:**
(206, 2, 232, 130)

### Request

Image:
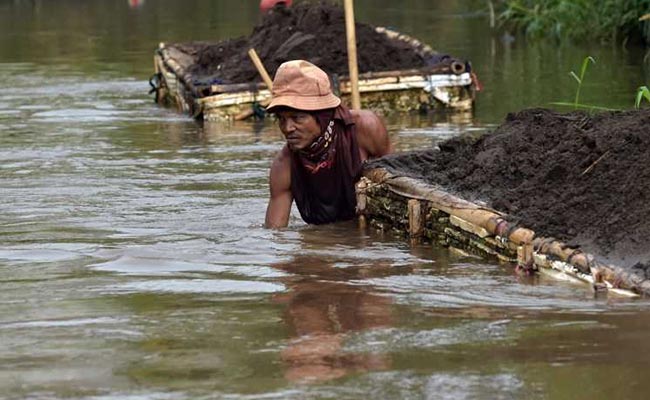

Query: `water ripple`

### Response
(105, 279, 285, 294)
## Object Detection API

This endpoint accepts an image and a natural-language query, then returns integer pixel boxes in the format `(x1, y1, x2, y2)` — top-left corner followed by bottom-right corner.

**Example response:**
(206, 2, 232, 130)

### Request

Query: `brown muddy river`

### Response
(1, 1, 650, 399)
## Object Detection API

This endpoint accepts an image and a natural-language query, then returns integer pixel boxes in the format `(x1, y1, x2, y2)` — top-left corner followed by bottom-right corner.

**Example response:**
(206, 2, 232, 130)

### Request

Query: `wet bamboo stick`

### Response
(363, 168, 535, 245)
(598, 265, 650, 296)
(534, 237, 650, 296)
(350, 65, 458, 79)
(209, 66, 455, 96)
(533, 238, 592, 274)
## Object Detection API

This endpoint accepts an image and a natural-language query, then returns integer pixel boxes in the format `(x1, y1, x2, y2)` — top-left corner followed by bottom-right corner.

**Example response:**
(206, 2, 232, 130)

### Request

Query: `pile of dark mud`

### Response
(369, 108, 650, 274)
(177, 2, 458, 85)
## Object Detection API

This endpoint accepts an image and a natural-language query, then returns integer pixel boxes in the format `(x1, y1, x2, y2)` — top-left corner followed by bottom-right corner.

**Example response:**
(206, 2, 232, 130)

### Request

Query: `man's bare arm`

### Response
(265, 147, 293, 229)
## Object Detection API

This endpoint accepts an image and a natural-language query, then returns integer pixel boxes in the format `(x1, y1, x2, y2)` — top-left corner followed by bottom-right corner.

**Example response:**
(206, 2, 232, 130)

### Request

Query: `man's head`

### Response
(260, 0, 292, 13)
(267, 60, 341, 151)
(273, 108, 321, 151)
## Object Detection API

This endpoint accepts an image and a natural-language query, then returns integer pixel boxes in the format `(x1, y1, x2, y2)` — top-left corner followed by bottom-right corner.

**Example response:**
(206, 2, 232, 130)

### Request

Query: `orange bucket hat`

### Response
(266, 60, 341, 113)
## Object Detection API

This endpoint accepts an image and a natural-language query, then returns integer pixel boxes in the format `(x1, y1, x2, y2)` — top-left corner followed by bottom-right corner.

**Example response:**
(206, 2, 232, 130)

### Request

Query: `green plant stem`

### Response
(572, 56, 596, 109)
(635, 86, 650, 108)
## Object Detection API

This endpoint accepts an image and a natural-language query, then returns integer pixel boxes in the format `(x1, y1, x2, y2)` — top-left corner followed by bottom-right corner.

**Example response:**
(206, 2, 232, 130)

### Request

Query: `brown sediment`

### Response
(170, 2, 462, 85)
(368, 108, 650, 275)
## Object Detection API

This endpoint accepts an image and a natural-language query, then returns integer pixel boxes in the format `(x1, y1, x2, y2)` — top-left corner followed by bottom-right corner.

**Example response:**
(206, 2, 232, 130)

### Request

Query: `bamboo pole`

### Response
(343, 0, 361, 110)
(233, 49, 273, 121)
(533, 237, 650, 296)
(247, 48, 274, 89)
(533, 238, 592, 274)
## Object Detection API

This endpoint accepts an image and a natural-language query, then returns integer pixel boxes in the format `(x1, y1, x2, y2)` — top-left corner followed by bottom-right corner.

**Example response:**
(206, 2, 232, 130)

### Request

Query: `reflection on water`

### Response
(1, 1, 650, 399)
(128, 0, 145, 9)
(272, 253, 397, 383)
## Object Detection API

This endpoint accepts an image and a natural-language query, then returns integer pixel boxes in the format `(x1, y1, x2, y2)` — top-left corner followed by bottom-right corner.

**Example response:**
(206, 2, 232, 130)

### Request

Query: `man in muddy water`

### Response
(264, 60, 392, 229)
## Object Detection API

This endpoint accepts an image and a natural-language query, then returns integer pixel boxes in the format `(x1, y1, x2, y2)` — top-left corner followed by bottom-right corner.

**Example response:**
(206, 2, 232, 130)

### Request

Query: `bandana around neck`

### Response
(298, 109, 338, 173)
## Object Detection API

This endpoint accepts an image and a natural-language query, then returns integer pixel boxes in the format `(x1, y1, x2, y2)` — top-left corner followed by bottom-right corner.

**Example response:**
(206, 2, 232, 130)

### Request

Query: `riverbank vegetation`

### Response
(637, 85, 650, 107)
(497, 0, 650, 44)
(550, 56, 617, 111)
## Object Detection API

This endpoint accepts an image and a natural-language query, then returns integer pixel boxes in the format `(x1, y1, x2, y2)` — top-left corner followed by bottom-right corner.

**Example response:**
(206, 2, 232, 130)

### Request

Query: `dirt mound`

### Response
(181, 2, 456, 84)
(369, 108, 650, 271)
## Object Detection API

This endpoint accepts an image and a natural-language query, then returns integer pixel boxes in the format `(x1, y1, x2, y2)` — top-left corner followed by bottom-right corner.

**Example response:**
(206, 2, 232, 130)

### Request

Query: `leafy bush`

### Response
(498, 0, 650, 43)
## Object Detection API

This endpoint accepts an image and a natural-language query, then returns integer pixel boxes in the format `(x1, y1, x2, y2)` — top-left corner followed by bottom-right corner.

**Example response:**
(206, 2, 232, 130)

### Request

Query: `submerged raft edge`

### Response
(358, 167, 648, 298)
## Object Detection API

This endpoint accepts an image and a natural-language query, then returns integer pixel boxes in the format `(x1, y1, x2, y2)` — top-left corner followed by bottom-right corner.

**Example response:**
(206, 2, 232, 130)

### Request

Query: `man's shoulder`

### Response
(272, 145, 291, 168)
(349, 109, 391, 158)
(269, 145, 292, 191)
(350, 109, 387, 138)
(350, 109, 381, 127)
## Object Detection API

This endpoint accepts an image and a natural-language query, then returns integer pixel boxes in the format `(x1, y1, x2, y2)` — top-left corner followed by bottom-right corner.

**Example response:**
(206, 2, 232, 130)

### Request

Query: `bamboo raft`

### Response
(151, 27, 476, 121)
(357, 168, 650, 298)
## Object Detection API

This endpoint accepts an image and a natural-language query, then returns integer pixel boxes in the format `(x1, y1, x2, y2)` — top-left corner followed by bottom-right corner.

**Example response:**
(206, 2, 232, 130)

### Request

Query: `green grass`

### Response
(570, 56, 595, 108)
(549, 57, 648, 112)
(551, 56, 619, 112)
(636, 86, 650, 108)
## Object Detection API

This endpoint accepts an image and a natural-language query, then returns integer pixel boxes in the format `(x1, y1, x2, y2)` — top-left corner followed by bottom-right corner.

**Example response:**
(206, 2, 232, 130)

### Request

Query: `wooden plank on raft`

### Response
(344, 82, 425, 93)
(208, 69, 464, 96)
(408, 199, 423, 238)
(163, 46, 197, 71)
(364, 168, 535, 246)
(199, 90, 272, 108)
(353, 66, 459, 79)
(359, 167, 650, 297)
(338, 74, 472, 94)
(449, 215, 490, 238)
(159, 46, 204, 100)
(374, 26, 435, 56)
(211, 82, 267, 94)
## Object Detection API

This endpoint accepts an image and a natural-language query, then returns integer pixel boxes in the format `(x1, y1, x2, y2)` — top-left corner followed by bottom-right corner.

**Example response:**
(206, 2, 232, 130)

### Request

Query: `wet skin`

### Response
(276, 109, 321, 151)
(265, 107, 391, 229)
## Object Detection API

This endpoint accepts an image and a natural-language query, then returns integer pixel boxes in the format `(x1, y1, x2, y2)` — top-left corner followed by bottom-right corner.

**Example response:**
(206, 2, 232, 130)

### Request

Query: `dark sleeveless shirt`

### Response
(289, 106, 362, 225)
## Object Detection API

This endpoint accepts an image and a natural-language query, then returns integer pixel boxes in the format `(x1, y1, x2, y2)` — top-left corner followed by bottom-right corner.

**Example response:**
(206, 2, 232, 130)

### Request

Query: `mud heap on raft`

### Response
(153, 2, 475, 120)
(367, 108, 650, 283)
(182, 2, 466, 86)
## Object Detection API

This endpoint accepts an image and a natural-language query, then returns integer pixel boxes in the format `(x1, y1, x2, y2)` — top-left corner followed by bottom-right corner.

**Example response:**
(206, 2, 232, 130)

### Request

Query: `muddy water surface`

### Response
(1, 1, 650, 399)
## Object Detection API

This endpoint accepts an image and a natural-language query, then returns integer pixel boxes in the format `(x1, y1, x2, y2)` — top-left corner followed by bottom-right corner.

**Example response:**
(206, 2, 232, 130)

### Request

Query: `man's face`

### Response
(276, 109, 321, 151)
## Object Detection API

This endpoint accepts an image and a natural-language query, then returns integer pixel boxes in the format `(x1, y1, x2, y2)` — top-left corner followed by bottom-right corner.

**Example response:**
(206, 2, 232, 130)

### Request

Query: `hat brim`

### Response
(266, 93, 341, 113)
